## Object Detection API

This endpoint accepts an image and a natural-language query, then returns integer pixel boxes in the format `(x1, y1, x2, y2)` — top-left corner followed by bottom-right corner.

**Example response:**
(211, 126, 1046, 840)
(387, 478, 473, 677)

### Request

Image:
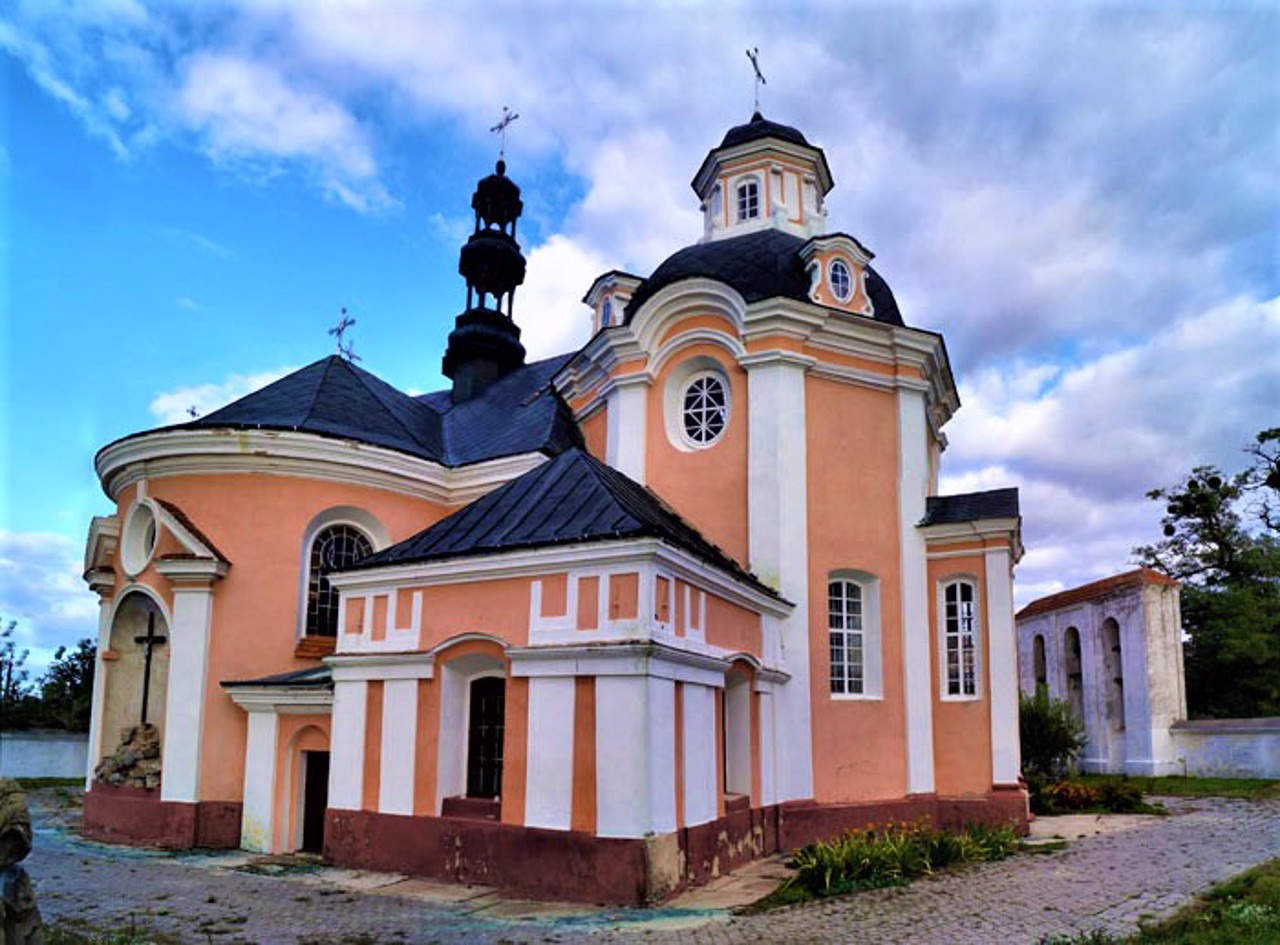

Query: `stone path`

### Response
(30, 790, 1280, 944)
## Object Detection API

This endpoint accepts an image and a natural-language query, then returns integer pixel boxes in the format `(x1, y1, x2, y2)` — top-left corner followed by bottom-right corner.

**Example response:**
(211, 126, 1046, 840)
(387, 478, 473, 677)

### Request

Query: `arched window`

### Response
(736, 179, 760, 221)
(305, 524, 374, 637)
(940, 578, 980, 698)
(681, 372, 729, 447)
(829, 259, 852, 301)
(601, 298, 613, 329)
(828, 573, 882, 697)
(1033, 633, 1047, 691)
(1064, 626, 1084, 720)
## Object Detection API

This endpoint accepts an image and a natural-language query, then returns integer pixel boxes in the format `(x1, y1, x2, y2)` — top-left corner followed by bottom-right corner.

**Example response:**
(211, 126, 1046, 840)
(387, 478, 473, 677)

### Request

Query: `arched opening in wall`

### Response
(722, 666, 752, 802)
(99, 591, 170, 777)
(1033, 634, 1047, 692)
(1101, 618, 1125, 732)
(436, 648, 507, 817)
(1064, 626, 1084, 721)
(305, 525, 374, 637)
(277, 724, 330, 854)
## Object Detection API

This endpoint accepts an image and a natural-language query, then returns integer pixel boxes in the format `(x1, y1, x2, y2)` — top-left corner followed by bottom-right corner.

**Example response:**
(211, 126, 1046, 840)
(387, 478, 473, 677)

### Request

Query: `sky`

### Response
(1, 1, 1277, 674)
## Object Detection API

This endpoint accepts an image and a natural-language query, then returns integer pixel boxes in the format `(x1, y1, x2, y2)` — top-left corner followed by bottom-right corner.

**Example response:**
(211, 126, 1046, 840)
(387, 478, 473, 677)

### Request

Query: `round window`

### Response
(681, 373, 729, 447)
(830, 260, 852, 302)
(121, 501, 158, 576)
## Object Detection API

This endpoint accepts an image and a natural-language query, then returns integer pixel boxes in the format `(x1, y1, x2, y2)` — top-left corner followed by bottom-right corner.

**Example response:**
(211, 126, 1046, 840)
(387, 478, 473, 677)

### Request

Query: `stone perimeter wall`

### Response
(0, 731, 89, 780)
(1170, 718, 1280, 779)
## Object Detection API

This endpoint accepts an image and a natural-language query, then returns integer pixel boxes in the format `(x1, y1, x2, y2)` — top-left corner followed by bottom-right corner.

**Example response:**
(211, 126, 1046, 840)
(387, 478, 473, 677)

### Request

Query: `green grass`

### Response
(15, 777, 83, 789)
(1041, 859, 1280, 944)
(1076, 774, 1280, 800)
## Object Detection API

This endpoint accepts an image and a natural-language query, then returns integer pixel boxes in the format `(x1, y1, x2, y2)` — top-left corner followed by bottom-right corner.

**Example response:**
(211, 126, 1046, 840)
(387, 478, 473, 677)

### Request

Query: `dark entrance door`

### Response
(466, 677, 505, 799)
(301, 750, 330, 854)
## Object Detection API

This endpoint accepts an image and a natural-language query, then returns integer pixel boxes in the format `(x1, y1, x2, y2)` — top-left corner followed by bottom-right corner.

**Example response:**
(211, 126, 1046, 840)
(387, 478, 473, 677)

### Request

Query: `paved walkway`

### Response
(30, 790, 1280, 944)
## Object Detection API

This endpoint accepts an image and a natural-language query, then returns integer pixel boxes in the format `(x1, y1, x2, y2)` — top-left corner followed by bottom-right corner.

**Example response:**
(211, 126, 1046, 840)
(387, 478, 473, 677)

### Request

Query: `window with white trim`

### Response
(941, 579, 979, 697)
(736, 180, 759, 221)
(305, 524, 373, 637)
(828, 572, 882, 698)
(601, 298, 613, 328)
(681, 372, 729, 447)
(829, 259, 852, 301)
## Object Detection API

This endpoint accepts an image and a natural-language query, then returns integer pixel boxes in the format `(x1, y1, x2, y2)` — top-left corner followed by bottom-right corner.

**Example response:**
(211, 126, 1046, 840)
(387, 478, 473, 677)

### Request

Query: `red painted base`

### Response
(325, 789, 1029, 906)
(82, 783, 241, 850)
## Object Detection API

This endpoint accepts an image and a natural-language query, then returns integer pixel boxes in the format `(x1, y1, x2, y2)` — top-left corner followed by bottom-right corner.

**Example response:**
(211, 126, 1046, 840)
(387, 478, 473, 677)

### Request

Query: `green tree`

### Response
(1019, 687, 1086, 783)
(37, 639, 96, 731)
(1135, 429, 1280, 718)
(0, 618, 37, 730)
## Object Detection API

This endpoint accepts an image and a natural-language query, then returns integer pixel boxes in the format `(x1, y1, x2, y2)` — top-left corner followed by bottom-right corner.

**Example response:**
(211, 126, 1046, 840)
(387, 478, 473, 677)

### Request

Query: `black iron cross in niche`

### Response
(134, 611, 168, 725)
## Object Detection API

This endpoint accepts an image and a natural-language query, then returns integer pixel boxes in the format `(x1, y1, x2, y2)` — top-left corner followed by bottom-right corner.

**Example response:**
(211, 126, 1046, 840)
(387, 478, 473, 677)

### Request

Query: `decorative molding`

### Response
(326, 651, 435, 682)
(154, 557, 229, 586)
(95, 429, 546, 506)
(226, 687, 334, 714)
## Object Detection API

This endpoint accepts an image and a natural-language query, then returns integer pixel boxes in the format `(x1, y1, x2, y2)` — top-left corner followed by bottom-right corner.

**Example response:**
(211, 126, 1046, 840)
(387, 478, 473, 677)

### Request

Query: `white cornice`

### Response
(226, 687, 333, 713)
(326, 651, 436, 681)
(84, 515, 119, 574)
(154, 557, 230, 585)
(327, 537, 792, 618)
(919, 517, 1024, 563)
(95, 428, 546, 506)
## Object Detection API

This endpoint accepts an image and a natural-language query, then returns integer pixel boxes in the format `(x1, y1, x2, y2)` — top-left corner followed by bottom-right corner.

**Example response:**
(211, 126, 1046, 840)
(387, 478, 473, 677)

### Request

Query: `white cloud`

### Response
(0, 531, 99, 676)
(514, 235, 604, 361)
(148, 367, 295, 425)
(177, 52, 396, 214)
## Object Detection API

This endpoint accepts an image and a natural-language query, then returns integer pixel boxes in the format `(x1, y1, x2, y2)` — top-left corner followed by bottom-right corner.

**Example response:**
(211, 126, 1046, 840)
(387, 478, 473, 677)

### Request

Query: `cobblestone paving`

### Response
(32, 794, 1280, 945)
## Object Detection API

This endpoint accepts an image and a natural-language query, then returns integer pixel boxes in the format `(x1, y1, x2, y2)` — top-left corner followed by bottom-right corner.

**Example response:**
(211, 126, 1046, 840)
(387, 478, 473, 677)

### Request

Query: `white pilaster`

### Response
(605, 375, 649, 483)
(594, 675, 675, 837)
(158, 583, 216, 803)
(85, 593, 113, 788)
(744, 352, 813, 802)
(682, 682, 718, 827)
(239, 709, 279, 852)
(984, 546, 1020, 786)
(378, 679, 418, 815)
(897, 387, 936, 794)
(756, 687, 777, 805)
(524, 676, 576, 830)
(328, 679, 367, 810)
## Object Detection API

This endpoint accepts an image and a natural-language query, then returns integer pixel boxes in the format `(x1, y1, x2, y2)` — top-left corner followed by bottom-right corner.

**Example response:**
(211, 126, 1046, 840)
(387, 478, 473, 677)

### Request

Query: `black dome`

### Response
(719, 111, 810, 150)
(625, 230, 904, 327)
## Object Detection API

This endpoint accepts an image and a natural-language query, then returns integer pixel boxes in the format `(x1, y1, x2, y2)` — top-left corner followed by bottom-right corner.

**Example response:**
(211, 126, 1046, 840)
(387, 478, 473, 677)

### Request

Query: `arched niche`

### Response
(1101, 617, 1125, 732)
(100, 590, 171, 758)
(1033, 634, 1047, 691)
(1063, 626, 1084, 721)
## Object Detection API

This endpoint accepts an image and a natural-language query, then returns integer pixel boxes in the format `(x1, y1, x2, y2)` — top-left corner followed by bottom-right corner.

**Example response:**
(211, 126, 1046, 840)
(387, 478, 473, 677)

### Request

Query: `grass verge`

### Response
(15, 777, 84, 789)
(1042, 859, 1280, 944)
(1076, 774, 1280, 801)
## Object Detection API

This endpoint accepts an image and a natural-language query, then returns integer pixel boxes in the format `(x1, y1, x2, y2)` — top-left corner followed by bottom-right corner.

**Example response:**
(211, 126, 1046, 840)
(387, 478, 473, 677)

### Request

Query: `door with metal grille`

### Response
(466, 677, 505, 799)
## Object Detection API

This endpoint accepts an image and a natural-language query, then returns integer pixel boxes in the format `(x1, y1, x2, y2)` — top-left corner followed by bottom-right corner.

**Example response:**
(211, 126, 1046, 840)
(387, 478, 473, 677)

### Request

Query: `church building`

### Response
(82, 111, 1027, 905)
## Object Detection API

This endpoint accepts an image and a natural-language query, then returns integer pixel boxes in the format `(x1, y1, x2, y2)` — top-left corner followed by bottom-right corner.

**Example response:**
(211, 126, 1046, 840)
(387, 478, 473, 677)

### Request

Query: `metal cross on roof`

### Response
(490, 106, 520, 159)
(329, 307, 356, 354)
(746, 47, 766, 114)
(340, 339, 362, 363)
(186, 406, 200, 418)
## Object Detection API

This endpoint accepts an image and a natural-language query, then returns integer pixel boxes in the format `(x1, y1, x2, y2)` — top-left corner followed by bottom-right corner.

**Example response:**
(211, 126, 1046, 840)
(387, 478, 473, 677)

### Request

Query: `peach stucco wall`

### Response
(580, 408, 608, 463)
(114, 474, 448, 803)
(645, 342, 750, 565)
(929, 552, 994, 796)
(804, 376, 909, 803)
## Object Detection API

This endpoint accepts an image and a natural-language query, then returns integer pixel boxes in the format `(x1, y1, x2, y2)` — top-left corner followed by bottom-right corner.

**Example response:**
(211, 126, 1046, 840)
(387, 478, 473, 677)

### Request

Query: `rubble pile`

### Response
(94, 723, 162, 789)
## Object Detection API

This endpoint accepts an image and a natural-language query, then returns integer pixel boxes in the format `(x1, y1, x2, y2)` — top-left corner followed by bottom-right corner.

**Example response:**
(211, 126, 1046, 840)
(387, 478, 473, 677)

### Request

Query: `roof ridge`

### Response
(338, 357, 441, 455)
(303, 356, 341, 425)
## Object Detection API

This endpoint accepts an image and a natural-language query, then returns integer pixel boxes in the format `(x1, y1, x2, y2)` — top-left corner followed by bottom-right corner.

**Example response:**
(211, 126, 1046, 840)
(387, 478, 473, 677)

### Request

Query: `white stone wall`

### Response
(1170, 719, 1280, 779)
(0, 730, 90, 779)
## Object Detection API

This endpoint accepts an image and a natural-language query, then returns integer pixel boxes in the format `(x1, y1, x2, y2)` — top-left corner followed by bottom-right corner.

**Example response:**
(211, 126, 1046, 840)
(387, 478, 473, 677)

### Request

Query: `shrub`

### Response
(786, 820, 1019, 898)
(1020, 688, 1087, 782)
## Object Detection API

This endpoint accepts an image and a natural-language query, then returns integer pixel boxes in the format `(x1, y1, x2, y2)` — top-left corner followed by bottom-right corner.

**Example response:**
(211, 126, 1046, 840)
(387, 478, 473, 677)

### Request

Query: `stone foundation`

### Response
(82, 783, 241, 850)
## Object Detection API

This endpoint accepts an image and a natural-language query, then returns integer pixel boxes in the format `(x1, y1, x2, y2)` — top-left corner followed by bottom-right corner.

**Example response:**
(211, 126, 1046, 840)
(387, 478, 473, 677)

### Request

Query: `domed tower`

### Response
(442, 159, 528, 402)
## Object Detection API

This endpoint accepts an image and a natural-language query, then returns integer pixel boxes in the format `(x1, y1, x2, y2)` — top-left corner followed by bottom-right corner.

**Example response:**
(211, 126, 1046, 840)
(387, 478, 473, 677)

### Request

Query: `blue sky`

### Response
(1, 1, 1277, 673)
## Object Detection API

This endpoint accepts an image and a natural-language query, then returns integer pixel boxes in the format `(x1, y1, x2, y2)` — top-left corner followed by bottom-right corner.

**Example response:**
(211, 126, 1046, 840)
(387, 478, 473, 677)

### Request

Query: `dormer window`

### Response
(830, 259, 852, 302)
(601, 298, 613, 328)
(736, 180, 760, 221)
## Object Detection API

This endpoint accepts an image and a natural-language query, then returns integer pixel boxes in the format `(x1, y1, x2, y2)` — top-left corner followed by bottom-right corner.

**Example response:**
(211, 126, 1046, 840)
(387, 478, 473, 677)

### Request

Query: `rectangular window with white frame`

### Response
(829, 573, 882, 698)
(941, 578, 980, 698)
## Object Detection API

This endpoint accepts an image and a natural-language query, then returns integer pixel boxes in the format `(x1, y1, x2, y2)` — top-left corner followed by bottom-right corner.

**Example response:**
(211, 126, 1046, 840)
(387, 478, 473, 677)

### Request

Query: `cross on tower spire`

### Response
(329, 307, 356, 355)
(746, 47, 766, 114)
(490, 106, 520, 159)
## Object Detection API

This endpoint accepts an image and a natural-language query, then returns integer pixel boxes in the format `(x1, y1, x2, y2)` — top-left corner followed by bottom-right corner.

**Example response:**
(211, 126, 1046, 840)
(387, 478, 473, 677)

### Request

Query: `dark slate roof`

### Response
(221, 666, 332, 689)
(625, 229, 905, 327)
(720, 111, 810, 149)
(919, 488, 1020, 527)
(112, 353, 581, 469)
(352, 447, 783, 601)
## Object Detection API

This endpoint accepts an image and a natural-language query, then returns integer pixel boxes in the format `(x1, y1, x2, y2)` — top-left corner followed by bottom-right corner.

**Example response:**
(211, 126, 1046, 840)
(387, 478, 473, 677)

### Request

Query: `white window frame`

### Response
(120, 499, 160, 577)
(295, 507, 389, 641)
(736, 178, 760, 222)
(828, 571, 882, 700)
(829, 258, 853, 302)
(664, 357, 732, 452)
(938, 576, 981, 700)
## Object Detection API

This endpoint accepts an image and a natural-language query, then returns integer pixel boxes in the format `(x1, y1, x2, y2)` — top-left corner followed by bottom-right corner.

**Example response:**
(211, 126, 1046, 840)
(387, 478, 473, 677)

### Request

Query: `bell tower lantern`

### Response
(442, 158, 528, 403)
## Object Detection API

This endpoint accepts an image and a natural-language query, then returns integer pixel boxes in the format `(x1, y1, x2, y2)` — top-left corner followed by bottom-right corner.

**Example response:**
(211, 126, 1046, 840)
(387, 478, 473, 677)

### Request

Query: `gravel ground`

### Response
(29, 789, 1280, 945)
